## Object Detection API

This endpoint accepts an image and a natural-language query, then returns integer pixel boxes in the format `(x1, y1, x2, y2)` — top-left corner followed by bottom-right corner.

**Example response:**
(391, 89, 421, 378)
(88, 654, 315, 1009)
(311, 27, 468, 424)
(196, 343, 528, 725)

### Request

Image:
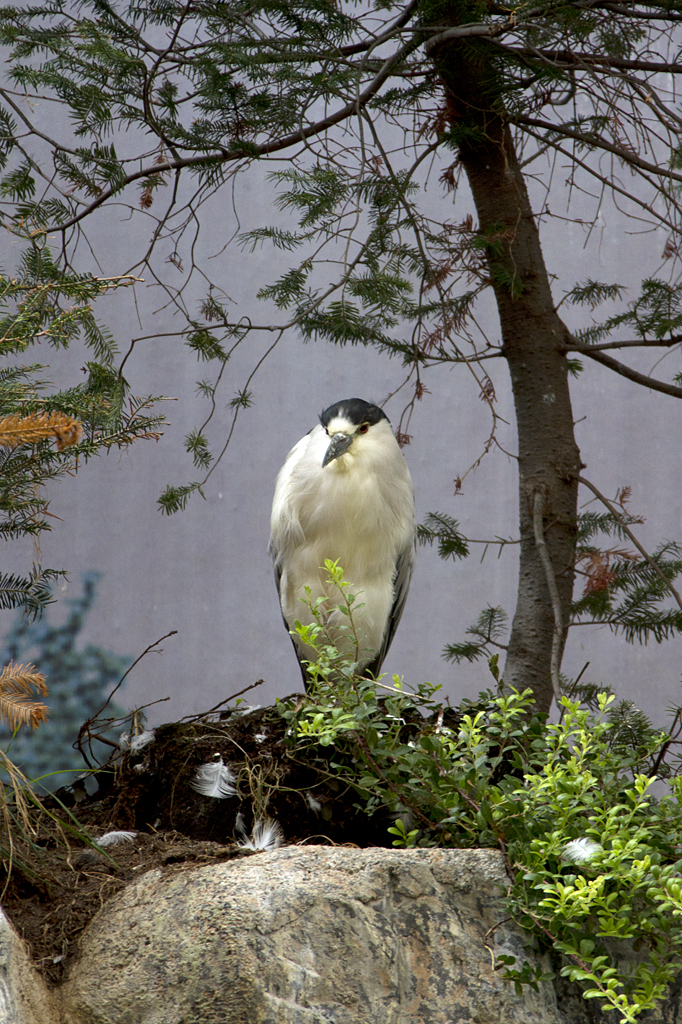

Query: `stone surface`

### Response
(0, 909, 55, 1024)
(57, 846, 561, 1024)
(5, 845, 682, 1023)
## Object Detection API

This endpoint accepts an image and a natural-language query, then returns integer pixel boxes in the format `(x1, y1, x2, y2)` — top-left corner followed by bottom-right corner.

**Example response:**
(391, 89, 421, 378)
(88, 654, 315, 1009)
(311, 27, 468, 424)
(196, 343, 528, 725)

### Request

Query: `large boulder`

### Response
(0, 908, 56, 1024)
(57, 846, 561, 1024)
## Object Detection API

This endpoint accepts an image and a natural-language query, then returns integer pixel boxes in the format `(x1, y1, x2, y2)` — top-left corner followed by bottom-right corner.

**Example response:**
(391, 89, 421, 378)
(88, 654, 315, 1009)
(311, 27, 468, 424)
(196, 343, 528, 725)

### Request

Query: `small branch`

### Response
(519, 124, 681, 235)
(512, 114, 682, 185)
(76, 629, 178, 766)
(652, 705, 682, 776)
(565, 337, 682, 353)
(532, 491, 563, 708)
(599, 2, 682, 22)
(434, 769, 510, 864)
(351, 732, 435, 830)
(498, 44, 682, 73)
(579, 349, 682, 399)
(180, 679, 265, 722)
(338, 0, 422, 56)
(514, 904, 617, 1006)
(576, 475, 682, 614)
(423, 19, 513, 54)
(468, 536, 521, 546)
(565, 661, 590, 695)
(37, 36, 420, 235)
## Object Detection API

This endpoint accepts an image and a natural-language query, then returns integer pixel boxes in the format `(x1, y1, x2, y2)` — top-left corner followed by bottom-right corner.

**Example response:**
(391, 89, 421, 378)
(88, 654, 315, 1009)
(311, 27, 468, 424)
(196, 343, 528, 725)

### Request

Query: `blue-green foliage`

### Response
(0, 573, 128, 791)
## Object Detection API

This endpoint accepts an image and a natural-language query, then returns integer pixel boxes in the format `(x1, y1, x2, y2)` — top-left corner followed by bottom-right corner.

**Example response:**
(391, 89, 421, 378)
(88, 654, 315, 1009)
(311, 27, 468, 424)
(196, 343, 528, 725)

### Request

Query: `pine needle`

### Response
(0, 411, 83, 450)
(0, 661, 48, 729)
(0, 660, 47, 696)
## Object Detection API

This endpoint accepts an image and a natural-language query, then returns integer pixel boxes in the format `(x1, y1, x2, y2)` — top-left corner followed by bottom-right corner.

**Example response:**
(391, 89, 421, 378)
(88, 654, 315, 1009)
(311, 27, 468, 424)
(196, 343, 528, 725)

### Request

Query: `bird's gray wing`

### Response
(268, 535, 310, 686)
(365, 538, 416, 678)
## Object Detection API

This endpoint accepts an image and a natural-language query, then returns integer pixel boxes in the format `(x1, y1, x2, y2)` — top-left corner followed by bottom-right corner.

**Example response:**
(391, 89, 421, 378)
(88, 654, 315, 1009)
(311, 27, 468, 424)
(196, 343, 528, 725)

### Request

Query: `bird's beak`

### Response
(322, 432, 353, 467)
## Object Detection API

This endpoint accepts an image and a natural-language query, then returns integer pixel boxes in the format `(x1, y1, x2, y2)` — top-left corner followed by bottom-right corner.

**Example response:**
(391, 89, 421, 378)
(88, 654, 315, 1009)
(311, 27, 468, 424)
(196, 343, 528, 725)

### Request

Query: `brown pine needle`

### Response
(0, 661, 47, 696)
(0, 662, 48, 730)
(0, 411, 83, 450)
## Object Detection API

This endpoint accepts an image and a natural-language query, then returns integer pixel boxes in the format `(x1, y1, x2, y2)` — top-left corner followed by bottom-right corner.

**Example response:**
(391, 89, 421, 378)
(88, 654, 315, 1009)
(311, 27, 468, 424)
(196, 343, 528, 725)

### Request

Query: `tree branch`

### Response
(576, 476, 682, 614)
(497, 45, 682, 74)
(565, 338, 682, 352)
(580, 348, 682, 399)
(30, 36, 420, 236)
(518, 125, 682, 234)
(422, 20, 514, 54)
(599, 2, 682, 21)
(0, 89, 82, 157)
(337, 0, 421, 56)
(512, 114, 682, 185)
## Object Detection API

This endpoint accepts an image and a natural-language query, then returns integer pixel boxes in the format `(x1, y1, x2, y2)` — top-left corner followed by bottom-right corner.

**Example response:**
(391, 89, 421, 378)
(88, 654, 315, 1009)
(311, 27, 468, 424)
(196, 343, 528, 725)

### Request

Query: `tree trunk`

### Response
(429, 30, 583, 713)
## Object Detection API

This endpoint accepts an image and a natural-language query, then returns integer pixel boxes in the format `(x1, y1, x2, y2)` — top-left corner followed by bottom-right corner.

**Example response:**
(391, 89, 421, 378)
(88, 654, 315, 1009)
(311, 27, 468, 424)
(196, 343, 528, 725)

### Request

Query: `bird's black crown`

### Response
(319, 398, 389, 429)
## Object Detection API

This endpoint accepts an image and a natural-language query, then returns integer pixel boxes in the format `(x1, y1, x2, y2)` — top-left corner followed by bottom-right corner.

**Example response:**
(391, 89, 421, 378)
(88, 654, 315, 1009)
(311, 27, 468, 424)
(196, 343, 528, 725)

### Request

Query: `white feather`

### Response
(96, 830, 138, 848)
(562, 837, 603, 864)
(233, 704, 262, 716)
(238, 817, 284, 851)
(191, 757, 237, 799)
(129, 729, 155, 753)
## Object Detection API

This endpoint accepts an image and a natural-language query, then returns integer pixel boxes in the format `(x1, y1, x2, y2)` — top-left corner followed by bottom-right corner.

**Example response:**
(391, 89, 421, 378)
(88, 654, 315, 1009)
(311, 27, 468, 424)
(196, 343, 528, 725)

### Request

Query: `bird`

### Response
(269, 398, 416, 684)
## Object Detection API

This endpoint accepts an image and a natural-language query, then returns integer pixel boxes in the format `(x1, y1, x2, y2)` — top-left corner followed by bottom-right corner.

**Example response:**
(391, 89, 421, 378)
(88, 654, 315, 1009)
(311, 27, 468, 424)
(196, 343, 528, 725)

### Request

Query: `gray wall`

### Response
(2, 146, 680, 728)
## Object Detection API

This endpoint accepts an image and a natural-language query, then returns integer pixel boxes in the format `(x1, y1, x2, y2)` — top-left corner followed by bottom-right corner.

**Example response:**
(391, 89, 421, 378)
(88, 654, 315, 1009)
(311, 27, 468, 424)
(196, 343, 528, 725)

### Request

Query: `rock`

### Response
(57, 846, 562, 1024)
(6, 844, 679, 1024)
(0, 908, 56, 1024)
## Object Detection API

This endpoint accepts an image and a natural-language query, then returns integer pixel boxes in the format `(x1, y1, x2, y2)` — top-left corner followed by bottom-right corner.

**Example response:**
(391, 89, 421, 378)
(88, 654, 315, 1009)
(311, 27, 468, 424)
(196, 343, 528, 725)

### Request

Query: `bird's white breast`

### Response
(271, 423, 413, 574)
(270, 420, 415, 663)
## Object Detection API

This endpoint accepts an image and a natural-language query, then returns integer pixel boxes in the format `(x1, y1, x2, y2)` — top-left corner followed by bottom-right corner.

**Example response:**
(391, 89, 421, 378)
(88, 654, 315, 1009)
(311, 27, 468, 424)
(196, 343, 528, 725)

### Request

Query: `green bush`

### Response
(279, 563, 682, 1023)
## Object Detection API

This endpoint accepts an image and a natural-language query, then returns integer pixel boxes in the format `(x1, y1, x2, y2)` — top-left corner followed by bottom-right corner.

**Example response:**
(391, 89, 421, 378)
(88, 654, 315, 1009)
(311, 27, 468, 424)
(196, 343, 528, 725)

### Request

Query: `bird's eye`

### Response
(357, 423, 369, 434)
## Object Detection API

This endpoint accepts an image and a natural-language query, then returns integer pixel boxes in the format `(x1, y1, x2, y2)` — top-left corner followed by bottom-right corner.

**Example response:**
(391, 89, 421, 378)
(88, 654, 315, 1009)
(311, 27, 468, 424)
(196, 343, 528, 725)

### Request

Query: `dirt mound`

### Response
(1, 700, 396, 983)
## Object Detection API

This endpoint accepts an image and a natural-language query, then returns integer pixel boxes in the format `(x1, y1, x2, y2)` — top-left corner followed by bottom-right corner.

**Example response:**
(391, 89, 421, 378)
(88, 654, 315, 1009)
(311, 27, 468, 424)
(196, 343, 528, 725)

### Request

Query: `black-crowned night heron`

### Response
(269, 398, 416, 682)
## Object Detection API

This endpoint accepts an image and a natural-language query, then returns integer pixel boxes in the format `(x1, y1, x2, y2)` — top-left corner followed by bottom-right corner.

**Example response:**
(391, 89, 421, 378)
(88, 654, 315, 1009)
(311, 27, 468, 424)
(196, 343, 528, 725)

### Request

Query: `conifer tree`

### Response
(0, 210, 165, 746)
(2, 0, 682, 711)
(0, 251, 166, 618)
